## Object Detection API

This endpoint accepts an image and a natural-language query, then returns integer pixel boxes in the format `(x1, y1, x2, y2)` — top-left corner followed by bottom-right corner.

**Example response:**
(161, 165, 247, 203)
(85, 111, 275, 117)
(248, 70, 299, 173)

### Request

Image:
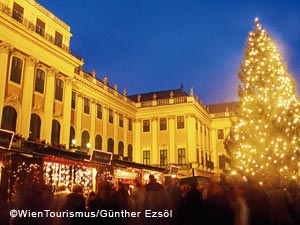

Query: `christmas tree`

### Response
(231, 18, 300, 181)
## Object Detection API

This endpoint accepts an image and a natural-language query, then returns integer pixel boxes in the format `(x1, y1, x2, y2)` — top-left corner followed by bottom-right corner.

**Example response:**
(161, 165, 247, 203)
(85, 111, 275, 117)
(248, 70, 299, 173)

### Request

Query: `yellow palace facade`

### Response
(0, 0, 237, 178)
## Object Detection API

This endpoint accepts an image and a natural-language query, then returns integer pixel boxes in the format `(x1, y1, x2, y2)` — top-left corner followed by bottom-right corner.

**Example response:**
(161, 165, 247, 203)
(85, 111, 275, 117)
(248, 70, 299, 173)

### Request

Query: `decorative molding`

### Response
(53, 111, 62, 117)
(25, 56, 39, 67)
(32, 104, 42, 114)
(47, 67, 59, 77)
(65, 78, 73, 86)
(0, 42, 13, 54)
(4, 95, 20, 108)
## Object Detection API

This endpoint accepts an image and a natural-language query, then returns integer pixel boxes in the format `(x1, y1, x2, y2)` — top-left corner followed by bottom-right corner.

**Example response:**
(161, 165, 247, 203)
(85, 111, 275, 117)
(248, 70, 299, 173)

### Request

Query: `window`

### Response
(217, 129, 224, 139)
(51, 120, 60, 145)
(30, 114, 41, 140)
(201, 150, 204, 165)
(177, 116, 184, 129)
(119, 114, 123, 127)
(69, 126, 75, 147)
(71, 92, 76, 109)
(35, 68, 45, 93)
(118, 141, 124, 156)
(160, 149, 167, 167)
(83, 97, 90, 114)
(143, 150, 150, 165)
(128, 145, 133, 162)
(128, 118, 132, 131)
(143, 120, 150, 132)
(108, 138, 114, 153)
(178, 148, 186, 166)
(10, 56, 23, 84)
(108, 109, 114, 123)
(95, 135, 102, 150)
(197, 148, 200, 165)
(160, 118, 167, 131)
(1, 106, 17, 132)
(36, 18, 45, 36)
(96, 104, 102, 119)
(12, 2, 23, 22)
(81, 131, 90, 150)
(55, 31, 63, 47)
(55, 78, 64, 101)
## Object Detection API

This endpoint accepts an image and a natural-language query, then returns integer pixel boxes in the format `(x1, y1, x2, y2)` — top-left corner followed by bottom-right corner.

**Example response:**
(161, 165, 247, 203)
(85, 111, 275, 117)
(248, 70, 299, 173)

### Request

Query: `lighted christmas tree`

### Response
(231, 18, 300, 181)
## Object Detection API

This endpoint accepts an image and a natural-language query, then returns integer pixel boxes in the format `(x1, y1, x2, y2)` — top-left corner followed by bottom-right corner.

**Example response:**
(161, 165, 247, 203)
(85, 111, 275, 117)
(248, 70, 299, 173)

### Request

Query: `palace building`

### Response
(0, 0, 238, 179)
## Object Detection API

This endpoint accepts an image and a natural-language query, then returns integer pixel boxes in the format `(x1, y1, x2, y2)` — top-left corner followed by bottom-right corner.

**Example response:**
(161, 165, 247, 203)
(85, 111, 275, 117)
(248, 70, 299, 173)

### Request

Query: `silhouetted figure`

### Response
(184, 182, 205, 225)
(203, 182, 234, 225)
(62, 184, 85, 225)
(244, 178, 270, 225)
(287, 180, 300, 225)
(267, 176, 294, 225)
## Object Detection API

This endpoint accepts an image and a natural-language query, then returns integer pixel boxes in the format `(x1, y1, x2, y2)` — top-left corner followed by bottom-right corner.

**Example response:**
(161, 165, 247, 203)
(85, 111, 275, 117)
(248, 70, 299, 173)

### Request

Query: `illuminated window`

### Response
(160, 149, 167, 167)
(143, 150, 150, 165)
(178, 148, 186, 166)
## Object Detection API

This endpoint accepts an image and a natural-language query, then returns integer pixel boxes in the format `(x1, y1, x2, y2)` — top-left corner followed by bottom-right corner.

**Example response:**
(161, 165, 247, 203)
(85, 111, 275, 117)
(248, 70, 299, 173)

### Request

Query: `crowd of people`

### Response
(1, 173, 300, 225)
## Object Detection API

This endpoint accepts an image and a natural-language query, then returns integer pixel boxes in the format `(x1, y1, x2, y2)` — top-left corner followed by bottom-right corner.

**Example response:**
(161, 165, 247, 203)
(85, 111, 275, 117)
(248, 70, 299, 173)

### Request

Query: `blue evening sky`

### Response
(37, 0, 300, 104)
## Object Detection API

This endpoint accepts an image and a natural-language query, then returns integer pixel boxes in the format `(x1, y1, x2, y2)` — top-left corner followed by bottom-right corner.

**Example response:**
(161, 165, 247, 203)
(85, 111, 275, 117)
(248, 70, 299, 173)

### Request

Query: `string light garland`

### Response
(231, 17, 300, 182)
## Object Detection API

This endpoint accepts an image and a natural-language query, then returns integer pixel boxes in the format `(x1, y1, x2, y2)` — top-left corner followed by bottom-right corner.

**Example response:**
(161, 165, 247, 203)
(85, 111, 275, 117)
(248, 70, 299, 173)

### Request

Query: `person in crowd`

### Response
(203, 182, 234, 225)
(287, 179, 300, 225)
(85, 190, 96, 211)
(230, 182, 250, 225)
(183, 181, 205, 225)
(52, 183, 69, 211)
(165, 178, 182, 225)
(267, 176, 294, 225)
(88, 180, 122, 225)
(144, 174, 166, 225)
(130, 177, 146, 211)
(244, 177, 270, 225)
(62, 184, 85, 225)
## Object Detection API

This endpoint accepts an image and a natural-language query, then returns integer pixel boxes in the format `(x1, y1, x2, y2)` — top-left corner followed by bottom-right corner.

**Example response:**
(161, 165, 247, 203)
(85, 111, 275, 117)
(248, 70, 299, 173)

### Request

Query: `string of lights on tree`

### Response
(231, 17, 300, 181)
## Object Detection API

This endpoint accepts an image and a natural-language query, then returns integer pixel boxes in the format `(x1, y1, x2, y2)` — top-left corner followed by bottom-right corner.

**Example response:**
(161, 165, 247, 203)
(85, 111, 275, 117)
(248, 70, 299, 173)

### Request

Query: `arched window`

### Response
(81, 131, 90, 150)
(51, 120, 60, 145)
(95, 135, 102, 150)
(118, 141, 124, 156)
(69, 126, 75, 147)
(128, 145, 133, 162)
(1, 106, 17, 132)
(107, 138, 114, 153)
(30, 114, 41, 140)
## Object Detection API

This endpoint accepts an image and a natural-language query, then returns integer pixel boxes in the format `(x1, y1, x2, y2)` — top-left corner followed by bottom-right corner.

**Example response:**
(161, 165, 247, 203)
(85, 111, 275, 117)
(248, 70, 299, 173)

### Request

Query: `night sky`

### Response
(36, 0, 300, 104)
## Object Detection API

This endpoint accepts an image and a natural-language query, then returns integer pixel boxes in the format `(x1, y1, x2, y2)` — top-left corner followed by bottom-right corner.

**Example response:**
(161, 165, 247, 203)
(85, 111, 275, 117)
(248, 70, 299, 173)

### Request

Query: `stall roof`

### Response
(2, 141, 169, 173)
